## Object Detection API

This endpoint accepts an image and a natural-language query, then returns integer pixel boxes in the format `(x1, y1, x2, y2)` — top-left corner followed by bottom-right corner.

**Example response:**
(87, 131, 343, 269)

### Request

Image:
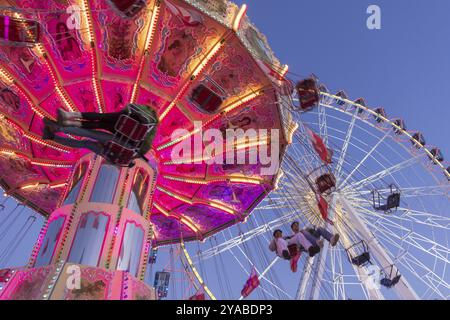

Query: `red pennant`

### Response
(290, 252, 302, 273)
(241, 268, 260, 298)
(189, 289, 206, 300)
(305, 126, 332, 164)
(317, 194, 334, 225)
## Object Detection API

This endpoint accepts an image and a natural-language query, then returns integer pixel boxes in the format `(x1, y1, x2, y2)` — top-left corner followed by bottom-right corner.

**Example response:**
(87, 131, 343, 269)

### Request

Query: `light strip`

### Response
(159, 38, 226, 121)
(157, 89, 263, 151)
(0, 148, 73, 167)
(162, 175, 263, 185)
(130, 1, 161, 103)
(18, 181, 67, 191)
(180, 241, 216, 300)
(192, 40, 224, 78)
(0, 64, 54, 119)
(222, 90, 262, 113)
(157, 186, 236, 216)
(153, 202, 200, 234)
(81, 0, 104, 113)
(24, 133, 71, 153)
(233, 4, 247, 32)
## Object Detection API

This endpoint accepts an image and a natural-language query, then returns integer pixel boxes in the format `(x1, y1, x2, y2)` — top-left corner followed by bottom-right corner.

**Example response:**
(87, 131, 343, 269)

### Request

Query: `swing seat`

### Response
(296, 78, 320, 110)
(316, 173, 336, 194)
(191, 84, 224, 114)
(103, 141, 136, 167)
(351, 252, 371, 267)
(376, 193, 401, 212)
(380, 274, 401, 288)
(115, 115, 150, 143)
(106, 104, 157, 162)
(0, 15, 40, 46)
(288, 244, 299, 257)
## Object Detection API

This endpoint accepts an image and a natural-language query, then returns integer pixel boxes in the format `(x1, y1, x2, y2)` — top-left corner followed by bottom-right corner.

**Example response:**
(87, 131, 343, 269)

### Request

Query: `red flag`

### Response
(241, 268, 260, 298)
(189, 288, 206, 300)
(317, 194, 334, 225)
(305, 126, 332, 164)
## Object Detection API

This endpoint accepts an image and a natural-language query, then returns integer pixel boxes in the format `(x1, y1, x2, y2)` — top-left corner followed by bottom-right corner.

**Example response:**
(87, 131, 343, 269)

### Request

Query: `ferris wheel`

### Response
(178, 77, 450, 300)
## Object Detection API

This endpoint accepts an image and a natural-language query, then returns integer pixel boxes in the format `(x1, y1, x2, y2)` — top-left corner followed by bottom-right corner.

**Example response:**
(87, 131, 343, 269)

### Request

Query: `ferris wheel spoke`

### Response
(347, 197, 450, 231)
(355, 185, 450, 199)
(318, 104, 330, 146)
(334, 109, 359, 182)
(399, 254, 449, 299)
(370, 230, 449, 299)
(397, 208, 450, 230)
(230, 236, 293, 299)
(339, 130, 392, 188)
(362, 214, 450, 265)
(346, 154, 427, 191)
(227, 246, 284, 300)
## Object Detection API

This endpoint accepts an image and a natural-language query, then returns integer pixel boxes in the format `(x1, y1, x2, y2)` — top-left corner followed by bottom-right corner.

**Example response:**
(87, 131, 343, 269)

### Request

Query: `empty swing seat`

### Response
(296, 78, 320, 110)
(191, 84, 224, 114)
(352, 252, 371, 267)
(376, 192, 401, 212)
(0, 15, 40, 46)
(374, 108, 387, 123)
(380, 274, 402, 288)
(316, 174, 336, 194)
(346, 240, 371, 267)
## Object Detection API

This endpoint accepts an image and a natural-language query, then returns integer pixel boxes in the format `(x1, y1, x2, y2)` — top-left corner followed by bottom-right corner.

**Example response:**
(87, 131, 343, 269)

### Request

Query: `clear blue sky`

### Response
(0, 0, 448, 298)
(235, 0, 450, 153)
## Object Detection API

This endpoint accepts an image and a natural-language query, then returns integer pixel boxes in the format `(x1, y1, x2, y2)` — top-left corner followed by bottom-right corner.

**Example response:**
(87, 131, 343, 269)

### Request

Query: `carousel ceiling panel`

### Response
(175, 203, 235, 236)
(100, 79, 133, 113)
(64, 81, 98, 113)
(0, 0, 287, 244)
(0, 81, 34, 125)
(17, 185, 63, 214)
(141, 0, 225, 96)
(151, 211, 197, 244)
(90, 0, 149, 79)
(159, 162, 208, 178)
(194, 181, 267, 213)
(0, 156, 45, 188)
(156, 175, 202, 199)
(151, 105, 194, 147)
(134, 86, 169, 115)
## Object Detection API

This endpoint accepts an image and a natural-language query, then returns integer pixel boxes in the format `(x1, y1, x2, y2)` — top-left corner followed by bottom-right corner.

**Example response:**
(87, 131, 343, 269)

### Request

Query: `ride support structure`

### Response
(0, 154, 157, 300)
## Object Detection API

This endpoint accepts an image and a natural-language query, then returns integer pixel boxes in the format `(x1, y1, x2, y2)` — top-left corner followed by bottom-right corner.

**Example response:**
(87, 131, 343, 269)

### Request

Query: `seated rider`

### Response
(42, 105, 158, 166)
(269, 229, 320, 260)
(290, 221, 340, 248)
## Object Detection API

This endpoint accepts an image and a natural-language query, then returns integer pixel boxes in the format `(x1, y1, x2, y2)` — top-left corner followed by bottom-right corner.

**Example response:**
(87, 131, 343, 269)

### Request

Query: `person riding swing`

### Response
(42, 104, 158, 167)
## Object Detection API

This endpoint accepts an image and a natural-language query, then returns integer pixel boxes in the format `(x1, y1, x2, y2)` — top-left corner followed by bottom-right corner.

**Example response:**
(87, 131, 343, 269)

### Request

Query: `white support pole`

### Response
(339, 196, 419, 300)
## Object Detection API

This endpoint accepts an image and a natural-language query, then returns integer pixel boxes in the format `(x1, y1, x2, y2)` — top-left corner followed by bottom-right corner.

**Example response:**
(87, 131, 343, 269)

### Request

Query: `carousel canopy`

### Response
(0, 0, 290, 244)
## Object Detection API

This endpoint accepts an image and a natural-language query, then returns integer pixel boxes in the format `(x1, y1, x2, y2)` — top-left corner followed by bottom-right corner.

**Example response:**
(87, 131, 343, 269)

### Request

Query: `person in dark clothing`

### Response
(43, 105, 158, 164)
